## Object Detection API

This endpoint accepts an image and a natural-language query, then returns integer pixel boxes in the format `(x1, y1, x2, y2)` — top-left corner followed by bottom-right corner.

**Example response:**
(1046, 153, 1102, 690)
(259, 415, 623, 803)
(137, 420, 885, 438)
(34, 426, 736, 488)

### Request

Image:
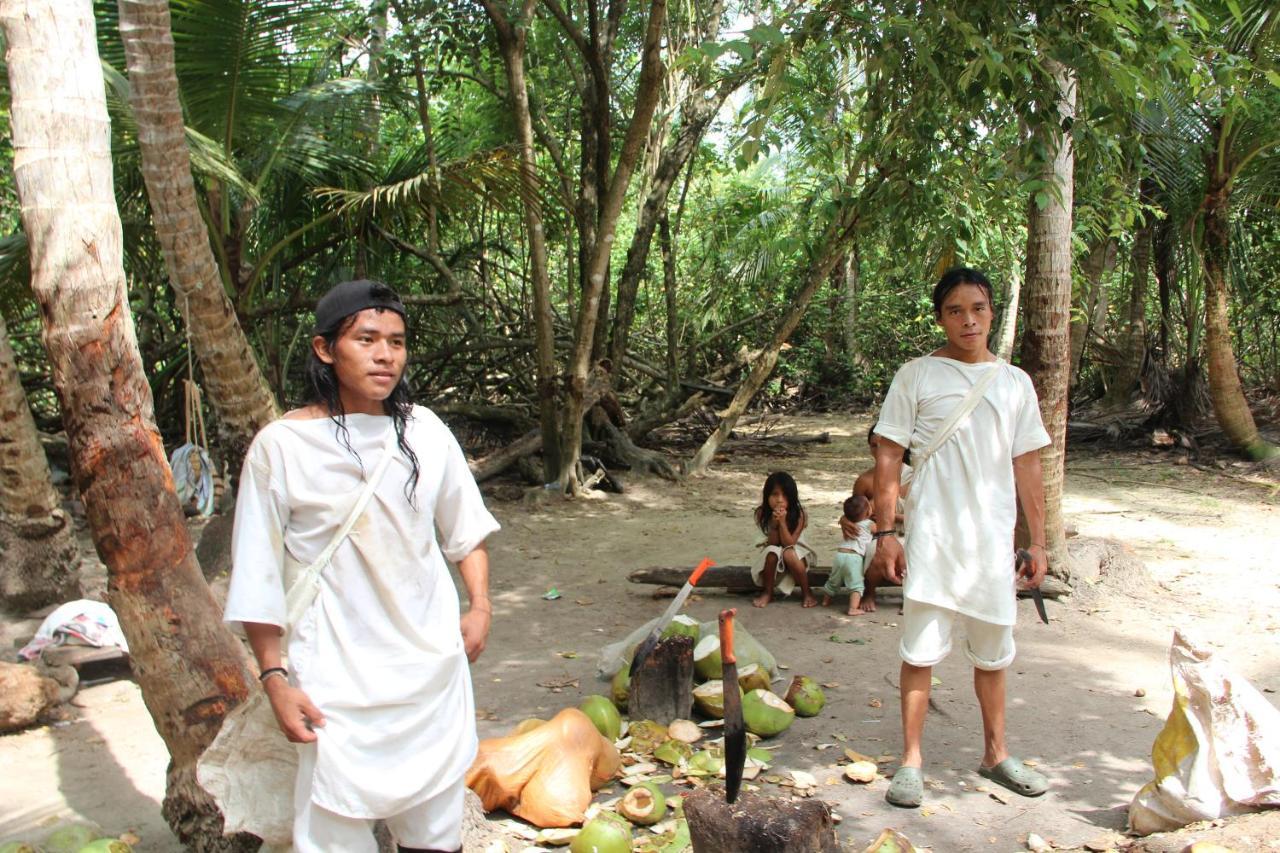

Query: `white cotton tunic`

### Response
(223, 406, 500, 819)
(874, 356, 1050, 626)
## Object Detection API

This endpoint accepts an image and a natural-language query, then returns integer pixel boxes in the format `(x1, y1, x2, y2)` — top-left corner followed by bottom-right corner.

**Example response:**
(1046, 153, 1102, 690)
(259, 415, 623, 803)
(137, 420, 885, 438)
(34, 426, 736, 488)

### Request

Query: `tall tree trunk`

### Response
(482, 0, 561, 481)
(116, 0, 280, 467)
(1069, 237, 1115, 389)
(996, 269, 1022, 362)
(1201, 128, 1278, 460)
(1153, 204, 1176, 359)
(1018, 61, 1075, 578)
(659, 210, 680, 394)
(2, 3, 257, 848)
(559, 0, 668, 495)
(1105, 196, 1153, 407)
(841, 246, 862, 363)
(0, 313, 82, 611)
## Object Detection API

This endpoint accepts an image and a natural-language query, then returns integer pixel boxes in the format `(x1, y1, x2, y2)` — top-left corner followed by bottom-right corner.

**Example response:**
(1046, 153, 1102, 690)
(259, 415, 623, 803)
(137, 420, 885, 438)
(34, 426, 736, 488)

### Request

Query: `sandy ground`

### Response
(2, 413, 1278, 851)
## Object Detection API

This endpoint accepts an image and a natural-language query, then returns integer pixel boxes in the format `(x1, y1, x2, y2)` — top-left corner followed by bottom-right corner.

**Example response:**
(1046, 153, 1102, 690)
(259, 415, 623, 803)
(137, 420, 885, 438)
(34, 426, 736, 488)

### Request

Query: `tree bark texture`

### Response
(1201, 132, 1277, 460)
(116, 0, 280, 466)
(683, 788, 840, 853)
(0, 314, 82, 610)
(1, 3, 257, 847)
(1018, 60, 1076, 576)
(1105, 204, 1151, 407)
(482, 0, 562, 482)
(628, 635, 693, 725)
(558, 0, 668, 495)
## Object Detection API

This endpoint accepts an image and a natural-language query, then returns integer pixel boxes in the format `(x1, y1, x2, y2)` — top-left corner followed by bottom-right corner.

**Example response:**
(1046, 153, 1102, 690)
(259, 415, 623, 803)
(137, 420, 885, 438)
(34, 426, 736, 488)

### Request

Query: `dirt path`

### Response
(2, 413, 1277, 851)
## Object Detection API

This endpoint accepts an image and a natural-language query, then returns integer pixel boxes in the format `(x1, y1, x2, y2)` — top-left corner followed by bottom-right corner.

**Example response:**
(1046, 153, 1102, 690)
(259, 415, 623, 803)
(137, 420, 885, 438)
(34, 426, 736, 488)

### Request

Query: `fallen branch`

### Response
(628, 565, 1071, 599)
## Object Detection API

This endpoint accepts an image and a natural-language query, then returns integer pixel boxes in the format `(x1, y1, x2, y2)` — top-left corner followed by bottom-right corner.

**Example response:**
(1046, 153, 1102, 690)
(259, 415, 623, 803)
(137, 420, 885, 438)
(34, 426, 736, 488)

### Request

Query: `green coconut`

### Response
(77, 841, 132, 853)
(691, 679, 741, 719)
(746, 746, 774, 766)
(692, 635, 722, 681)
(741, 689, 795, 738)
(610, 667, 631, 712)
(619, 782, 667, 826)
(653, 738, 694, 766)
(736, 662, 771, 694)
(783, 675, 826, 717)
(580, 695, 622, 742)
(660, 818, 691, 853)
(627, 720, 668, 754)
(0, 843, 41, 853)
(44, 825, 100, 853)
(569, 813, 632, 853)
(687, 749, 724, 775)
(659, 614, 701, 644)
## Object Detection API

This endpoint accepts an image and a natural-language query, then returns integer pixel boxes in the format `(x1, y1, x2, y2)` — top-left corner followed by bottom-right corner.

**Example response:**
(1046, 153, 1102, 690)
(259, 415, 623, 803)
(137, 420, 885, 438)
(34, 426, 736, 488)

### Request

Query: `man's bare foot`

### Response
(846, 594, 863, 615)
(753, 591, 772, 608)
(802, 594, 818, 608)
(821, 594, 833, 607)
(859, 593, 878, 613)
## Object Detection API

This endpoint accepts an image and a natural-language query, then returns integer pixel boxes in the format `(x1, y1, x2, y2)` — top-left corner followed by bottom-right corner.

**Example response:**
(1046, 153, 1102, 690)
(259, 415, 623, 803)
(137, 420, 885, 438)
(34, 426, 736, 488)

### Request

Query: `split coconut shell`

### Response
(741, 689, 795, 737)
(691, 679, 742, 719)
(619, 782, 667, 826)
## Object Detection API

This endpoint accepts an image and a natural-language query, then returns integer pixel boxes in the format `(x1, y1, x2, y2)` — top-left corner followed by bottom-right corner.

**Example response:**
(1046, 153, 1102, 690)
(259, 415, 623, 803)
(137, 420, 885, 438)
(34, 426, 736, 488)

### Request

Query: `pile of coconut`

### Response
(1, 823, 134, 853)
(556, 615, 829, 853)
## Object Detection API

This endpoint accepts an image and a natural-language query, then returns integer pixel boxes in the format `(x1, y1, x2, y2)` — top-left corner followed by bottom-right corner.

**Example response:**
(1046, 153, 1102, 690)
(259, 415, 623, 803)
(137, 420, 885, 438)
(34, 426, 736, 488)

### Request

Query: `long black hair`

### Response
(756, 471, 803, 535)
(305, 303, 421, 506)
(932, 266, 994, 317)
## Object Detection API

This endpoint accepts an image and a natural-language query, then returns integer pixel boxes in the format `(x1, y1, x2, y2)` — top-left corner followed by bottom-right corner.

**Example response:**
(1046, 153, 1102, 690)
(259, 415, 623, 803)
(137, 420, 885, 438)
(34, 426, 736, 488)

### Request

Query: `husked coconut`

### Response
(666, 719, 702, 744)
(736, 662, 771, 693)
(692, 635, 722, 682)
(692, 679, 741, 719)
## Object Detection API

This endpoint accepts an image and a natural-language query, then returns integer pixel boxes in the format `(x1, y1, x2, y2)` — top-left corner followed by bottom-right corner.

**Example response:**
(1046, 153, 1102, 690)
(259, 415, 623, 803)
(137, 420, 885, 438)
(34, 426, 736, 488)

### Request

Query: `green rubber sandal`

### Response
(885, 766, 924, 808)
(978, 757, 1048, 797)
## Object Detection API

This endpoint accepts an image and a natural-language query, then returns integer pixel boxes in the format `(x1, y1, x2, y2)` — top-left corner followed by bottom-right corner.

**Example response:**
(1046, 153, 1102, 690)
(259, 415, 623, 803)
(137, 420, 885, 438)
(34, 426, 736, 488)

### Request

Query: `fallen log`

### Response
(628, 565, 1072, 600)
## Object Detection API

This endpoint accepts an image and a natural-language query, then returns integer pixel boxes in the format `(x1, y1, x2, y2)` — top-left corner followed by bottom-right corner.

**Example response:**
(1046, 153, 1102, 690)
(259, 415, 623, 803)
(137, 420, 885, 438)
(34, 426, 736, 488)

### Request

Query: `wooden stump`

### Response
(628, 635, 694, 725)
(683, 787, 840, 853)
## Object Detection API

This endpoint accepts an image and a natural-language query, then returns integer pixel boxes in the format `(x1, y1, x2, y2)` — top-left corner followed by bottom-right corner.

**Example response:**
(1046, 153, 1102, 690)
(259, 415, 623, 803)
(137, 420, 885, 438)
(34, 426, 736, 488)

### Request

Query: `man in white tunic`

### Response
(867, 268, 1051, 809)
(224, 280, 499, 852)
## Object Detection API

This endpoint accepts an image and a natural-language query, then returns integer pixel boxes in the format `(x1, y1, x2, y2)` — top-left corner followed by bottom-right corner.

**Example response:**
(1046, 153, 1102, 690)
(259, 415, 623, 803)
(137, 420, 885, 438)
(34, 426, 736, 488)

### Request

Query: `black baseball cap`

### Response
(313, 279, 407, 334)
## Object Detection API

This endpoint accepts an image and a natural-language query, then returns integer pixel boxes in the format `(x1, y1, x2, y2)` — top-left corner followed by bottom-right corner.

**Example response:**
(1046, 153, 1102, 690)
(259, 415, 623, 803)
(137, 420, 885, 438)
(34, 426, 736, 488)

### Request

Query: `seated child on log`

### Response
(751, 471, 818, 609)
(822, 495, 873, 615)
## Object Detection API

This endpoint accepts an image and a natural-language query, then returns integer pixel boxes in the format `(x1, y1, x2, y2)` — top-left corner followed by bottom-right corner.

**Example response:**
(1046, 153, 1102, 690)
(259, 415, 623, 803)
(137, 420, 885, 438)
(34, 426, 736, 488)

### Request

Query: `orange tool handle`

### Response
(718, 608, 737, 665)
(689, 557, 715, 586)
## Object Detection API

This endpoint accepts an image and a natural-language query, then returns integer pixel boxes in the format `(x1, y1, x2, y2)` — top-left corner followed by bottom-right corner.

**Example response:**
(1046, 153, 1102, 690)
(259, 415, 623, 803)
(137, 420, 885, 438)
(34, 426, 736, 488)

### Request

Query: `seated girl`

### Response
(751, 471, 818, 609)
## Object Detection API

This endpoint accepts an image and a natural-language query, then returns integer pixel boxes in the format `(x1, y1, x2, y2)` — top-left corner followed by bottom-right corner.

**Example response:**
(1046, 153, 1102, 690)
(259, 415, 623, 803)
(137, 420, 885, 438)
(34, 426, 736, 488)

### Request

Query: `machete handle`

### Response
(718, 608, 737, 665)
(1015, 549, 1032, 573)
(689, 557, 715, 587)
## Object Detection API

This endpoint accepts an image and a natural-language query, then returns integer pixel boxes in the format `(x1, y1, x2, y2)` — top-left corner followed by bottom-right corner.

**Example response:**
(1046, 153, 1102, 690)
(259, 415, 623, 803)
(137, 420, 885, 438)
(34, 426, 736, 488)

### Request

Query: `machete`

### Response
(628, 557, 715, 680)
(719, 607, 746, 804)
(1016, 548, 1049, 624)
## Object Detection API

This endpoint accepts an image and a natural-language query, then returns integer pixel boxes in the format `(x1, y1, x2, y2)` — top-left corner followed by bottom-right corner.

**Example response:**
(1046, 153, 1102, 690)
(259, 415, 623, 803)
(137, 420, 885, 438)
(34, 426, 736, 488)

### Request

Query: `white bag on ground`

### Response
(597, 617, 778, 680)
(1128, 629, 1280, 835)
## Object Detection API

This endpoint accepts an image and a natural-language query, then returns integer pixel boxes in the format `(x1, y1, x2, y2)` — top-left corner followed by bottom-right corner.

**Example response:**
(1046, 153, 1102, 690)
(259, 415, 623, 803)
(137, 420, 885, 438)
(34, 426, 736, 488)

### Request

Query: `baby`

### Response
(821, 495, 873, 615)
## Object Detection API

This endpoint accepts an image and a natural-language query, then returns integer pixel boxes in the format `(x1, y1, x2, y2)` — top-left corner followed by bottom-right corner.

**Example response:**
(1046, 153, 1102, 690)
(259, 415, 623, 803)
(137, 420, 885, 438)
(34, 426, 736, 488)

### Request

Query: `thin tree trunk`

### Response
(1153, 205, 1176, 358)
(996, 269, 1022, 362)
(659, 210, 680, 394)
(1018, 60, 1076, 578)
(1201, 129, 1278, 460)
(116, 0, 279, 467)
(559, 0, 668, 495)
(1069, 237, 1115, 389)
(1105, 196, 1153, 407)
(482, 0, 562, 481)
(841, 246, 861, 362)
(0, 313, 82, 611)
(2, 3, 256, 848)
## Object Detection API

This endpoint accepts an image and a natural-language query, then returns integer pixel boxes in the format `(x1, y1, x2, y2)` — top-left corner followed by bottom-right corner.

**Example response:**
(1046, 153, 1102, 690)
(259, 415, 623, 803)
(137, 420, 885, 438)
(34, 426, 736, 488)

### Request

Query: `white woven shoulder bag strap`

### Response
(912, 359, 1007, 470)
(283, 424, 400, 627)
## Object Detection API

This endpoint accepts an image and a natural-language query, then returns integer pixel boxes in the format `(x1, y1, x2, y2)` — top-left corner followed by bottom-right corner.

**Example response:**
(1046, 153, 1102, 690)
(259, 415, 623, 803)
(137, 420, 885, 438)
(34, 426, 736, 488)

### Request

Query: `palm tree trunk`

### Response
(1018, 60, 1075, 578)
(0, 314, 82, 610)
(1201, 135, 1278, 460)
(1, 2, 256, 848)
(116, 0, 279, 466)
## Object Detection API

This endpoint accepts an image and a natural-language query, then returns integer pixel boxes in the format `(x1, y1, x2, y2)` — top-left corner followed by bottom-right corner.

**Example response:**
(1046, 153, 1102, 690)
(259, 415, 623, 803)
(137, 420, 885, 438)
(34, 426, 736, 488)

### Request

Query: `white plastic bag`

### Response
(1128, 630, 1280, 835)
(596, 617, 778, 680)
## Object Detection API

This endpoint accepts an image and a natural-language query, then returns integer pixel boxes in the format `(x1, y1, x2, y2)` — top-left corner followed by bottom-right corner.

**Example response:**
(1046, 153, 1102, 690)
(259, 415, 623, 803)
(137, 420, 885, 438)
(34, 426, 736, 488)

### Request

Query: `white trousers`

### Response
(292, 742, 465, 853)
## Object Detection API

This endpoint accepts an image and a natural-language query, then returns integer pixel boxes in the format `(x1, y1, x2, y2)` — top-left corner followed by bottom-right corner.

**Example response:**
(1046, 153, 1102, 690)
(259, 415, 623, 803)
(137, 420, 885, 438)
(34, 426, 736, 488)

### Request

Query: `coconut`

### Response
(513, 718, 546, 735)
(0, 843, 40, 853)
(687, 749, 724, 775)
(663, 719, 700, 744)
(580, 695, 622, 742)
(610, 666, 631, 712)
(692, 635, 722, 681)
(691, 679, 741, 719)
(44, 825, 100, 853)
(77, 841, 132, 853)
(741, 689, 795, 737)
(627, 720, 668, 754)
(746, 746, 773, 766)
(653, 738, 693, 766)
(736, 662, 771, 694)
(783, 675, 826, 717)
(619, 782, 667, 826)
(843, 760, 878, 783)
(659, 818, 690, 853)
(569, 813, 632, 853)
(659, 614, 701, 644)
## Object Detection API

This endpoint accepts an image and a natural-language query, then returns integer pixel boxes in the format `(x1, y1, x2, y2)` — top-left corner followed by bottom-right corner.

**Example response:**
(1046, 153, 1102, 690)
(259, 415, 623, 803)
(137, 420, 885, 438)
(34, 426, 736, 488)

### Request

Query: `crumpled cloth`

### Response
(17, 599, 129, 662)
(1129, 629, 1280, 834)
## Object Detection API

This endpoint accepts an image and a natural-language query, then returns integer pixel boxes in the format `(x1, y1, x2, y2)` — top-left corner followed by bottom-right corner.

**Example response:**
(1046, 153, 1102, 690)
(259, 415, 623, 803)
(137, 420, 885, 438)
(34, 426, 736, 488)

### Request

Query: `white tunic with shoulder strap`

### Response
(874, 357, 1050, 626)
(223, 406, 500, 819)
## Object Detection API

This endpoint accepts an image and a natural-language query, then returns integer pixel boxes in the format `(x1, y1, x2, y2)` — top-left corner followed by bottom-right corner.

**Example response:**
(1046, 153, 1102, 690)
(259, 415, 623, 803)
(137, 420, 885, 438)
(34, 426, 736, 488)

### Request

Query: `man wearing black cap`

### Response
(223, 279, 500, 852)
